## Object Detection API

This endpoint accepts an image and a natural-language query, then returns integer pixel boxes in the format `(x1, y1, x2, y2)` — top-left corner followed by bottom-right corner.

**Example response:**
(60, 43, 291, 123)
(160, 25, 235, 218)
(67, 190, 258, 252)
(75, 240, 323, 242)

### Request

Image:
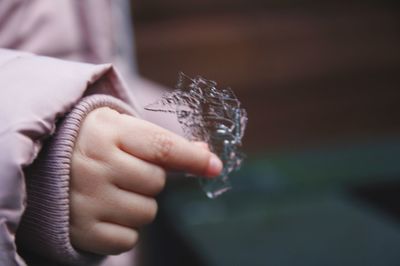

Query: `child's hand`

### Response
(69, 107, 222, 255)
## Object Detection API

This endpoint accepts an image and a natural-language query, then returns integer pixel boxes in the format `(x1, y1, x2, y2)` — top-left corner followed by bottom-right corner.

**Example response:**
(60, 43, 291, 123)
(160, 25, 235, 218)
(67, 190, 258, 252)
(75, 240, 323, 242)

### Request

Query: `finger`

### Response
(192, 141, 210, 150)
(169, 142, 208, 178)
(99, 186, 158, 228)
(118, 116, 223, 177)
(106, 149, 166, 196)
(81, 222, 139, 255)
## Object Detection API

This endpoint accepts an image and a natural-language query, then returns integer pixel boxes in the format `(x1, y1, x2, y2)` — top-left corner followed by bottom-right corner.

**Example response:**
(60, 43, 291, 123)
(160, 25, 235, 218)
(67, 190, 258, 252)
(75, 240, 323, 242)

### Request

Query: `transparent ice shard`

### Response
(145, 73, 248, 198)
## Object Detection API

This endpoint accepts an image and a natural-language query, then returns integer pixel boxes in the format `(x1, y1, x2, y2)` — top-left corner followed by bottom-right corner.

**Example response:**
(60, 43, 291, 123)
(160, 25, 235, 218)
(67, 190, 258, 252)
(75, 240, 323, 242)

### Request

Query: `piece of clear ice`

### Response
(144, 73, 248, 198)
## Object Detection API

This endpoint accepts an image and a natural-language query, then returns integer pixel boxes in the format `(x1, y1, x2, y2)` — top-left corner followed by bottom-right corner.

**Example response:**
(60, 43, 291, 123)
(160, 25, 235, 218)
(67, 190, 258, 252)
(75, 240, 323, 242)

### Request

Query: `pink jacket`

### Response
(0, 1, 177, 265)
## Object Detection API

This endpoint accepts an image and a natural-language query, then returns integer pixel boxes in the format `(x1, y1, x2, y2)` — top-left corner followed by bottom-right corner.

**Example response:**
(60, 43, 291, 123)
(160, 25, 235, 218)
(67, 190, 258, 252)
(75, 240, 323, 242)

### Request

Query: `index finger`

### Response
(117, 115, 222, 177)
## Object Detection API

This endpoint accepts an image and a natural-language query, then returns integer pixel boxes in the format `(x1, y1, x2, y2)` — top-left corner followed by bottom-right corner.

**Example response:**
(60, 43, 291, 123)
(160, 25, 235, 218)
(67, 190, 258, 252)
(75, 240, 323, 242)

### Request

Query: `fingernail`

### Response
(207, 154, 223, 177)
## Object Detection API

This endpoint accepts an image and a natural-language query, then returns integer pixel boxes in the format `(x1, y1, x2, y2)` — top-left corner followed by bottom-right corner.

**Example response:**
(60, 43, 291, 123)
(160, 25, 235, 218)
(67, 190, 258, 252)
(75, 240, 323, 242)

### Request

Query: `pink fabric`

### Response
(0, 50, 135, 265)
(0, 1, 181, 265)
(0, 0, 182, 135)
(0, 0, 113, 63)
(17, 95, 135, 265)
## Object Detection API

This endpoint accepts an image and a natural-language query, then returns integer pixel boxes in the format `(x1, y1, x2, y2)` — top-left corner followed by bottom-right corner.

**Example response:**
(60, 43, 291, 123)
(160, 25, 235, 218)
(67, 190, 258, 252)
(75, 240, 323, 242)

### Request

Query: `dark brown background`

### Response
(130, 2, 400, 266)
(131, 0, 400, 153)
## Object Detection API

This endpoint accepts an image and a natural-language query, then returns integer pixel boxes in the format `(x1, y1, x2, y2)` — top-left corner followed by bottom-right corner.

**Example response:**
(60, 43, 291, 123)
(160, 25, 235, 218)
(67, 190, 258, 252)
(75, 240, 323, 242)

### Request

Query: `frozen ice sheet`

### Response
(145, 73, 248, 198)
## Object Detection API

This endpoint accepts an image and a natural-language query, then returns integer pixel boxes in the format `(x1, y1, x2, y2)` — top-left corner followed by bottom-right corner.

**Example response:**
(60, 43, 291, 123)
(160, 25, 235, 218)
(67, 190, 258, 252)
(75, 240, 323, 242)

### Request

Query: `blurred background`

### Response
(130, 1, 400, 265)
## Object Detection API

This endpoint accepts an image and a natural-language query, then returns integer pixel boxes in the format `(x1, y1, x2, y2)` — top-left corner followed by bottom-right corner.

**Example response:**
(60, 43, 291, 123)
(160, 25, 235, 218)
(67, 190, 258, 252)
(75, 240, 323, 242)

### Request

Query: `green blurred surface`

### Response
(164, 139, 400, 265)
(235, 139, 400, 190)
(165, 191, 400, 266)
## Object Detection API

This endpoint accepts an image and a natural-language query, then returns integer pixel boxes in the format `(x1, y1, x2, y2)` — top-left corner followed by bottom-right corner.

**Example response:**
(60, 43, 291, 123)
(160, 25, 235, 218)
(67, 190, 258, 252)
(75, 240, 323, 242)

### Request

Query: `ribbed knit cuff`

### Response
(17, 95, 135, 266)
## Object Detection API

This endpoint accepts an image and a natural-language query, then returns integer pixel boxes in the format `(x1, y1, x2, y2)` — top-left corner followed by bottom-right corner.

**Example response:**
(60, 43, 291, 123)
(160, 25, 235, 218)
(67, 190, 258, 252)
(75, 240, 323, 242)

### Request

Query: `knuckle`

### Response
(150, 166, 166, 194)
(93, 226, 139, 255)
(108, 231, 139, 255)
(85, 109, 114, 133)
(75, 135, 107, 163)
(90, 107, 120, 124)
(70, 157, 107, 196)
(151, 132, 174, 163)
(141, 199, 158, 224)
(78, 108, 121, 161)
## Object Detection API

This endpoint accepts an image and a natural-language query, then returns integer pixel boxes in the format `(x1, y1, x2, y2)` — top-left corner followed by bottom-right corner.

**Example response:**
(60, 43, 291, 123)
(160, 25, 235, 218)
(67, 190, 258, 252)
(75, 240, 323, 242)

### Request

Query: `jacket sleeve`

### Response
(0, 49, 137, 265)
(16, 95, 135, 266)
